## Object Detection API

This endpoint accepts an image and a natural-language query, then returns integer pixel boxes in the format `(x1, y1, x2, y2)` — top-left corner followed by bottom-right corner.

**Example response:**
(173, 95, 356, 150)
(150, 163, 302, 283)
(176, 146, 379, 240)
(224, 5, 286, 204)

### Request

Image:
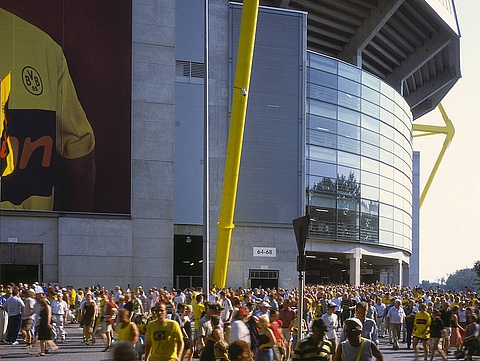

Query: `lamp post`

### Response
(293, 215, 309, 342)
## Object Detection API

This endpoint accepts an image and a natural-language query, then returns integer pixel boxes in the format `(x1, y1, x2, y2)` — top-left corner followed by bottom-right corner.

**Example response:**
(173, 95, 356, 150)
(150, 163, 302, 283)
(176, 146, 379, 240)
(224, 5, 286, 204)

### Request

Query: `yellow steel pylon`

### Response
(413, 103, 455, 207)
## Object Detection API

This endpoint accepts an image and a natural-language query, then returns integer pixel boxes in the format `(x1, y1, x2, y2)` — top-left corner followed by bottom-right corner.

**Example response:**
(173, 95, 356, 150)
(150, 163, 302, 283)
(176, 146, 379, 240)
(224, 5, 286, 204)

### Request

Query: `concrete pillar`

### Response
(393, 259, 403, 287)
(347, 248, 362, 286)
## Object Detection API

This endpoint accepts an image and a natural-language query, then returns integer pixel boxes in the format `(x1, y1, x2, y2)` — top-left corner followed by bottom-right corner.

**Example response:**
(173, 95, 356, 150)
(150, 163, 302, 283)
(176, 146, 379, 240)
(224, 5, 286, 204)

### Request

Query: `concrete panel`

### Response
(59, 256, 133, 277)
(133, 43, 175, 66)
(132, 199, 173, 219)
(133, 120, 174, 143)
(134, 3, 175, 27)
(58, 218, 132, 238)
(0, 217, 58, 242)
(132, 177, 173, 200)
(133, 101, 175, 122)
(132, 22, 174, 47)
(133, 62, 175, 85)
(132, 81, 174, 104)
(132, 139, 174, 162)
(135, 0, 174, 8)
(132, 219, 173, 238)
(132, 257, 173, 285)
(131, 160, 174, 181)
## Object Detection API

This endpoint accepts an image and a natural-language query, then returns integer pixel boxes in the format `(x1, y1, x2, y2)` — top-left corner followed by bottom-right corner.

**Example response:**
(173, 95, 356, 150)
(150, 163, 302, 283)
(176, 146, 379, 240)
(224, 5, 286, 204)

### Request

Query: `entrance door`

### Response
(173, 235, 203, 289)
(0, 243, 43, 284)
(249, 269, 279, 289)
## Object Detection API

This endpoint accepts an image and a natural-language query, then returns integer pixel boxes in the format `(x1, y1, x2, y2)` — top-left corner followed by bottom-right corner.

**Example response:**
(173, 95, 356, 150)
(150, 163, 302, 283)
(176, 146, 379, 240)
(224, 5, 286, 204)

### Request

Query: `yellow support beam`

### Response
(413, 103, 455, 207)
(212, 0, 259, 288)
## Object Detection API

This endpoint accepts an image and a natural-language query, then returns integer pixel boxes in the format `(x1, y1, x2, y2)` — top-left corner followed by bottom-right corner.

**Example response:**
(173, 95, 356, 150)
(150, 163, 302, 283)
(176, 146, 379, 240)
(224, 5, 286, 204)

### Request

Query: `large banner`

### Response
(0, 1, 132, 214)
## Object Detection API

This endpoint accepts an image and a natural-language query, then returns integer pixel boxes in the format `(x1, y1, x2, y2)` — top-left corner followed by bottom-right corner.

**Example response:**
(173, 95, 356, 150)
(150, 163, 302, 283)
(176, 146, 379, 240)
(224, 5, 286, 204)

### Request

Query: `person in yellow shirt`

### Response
(145, 302, 184, 361)
(413, 303, 431, 360)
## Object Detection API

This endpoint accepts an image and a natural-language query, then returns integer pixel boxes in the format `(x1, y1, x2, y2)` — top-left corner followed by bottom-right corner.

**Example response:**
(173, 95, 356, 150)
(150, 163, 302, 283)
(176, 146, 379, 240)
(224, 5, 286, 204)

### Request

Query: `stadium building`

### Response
(0, 0, 460, 289)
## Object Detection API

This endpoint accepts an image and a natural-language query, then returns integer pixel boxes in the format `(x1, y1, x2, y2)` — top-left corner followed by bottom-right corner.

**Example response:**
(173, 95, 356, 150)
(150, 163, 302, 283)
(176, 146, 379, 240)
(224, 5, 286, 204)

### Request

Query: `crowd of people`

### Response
(0, 281, 479, 360)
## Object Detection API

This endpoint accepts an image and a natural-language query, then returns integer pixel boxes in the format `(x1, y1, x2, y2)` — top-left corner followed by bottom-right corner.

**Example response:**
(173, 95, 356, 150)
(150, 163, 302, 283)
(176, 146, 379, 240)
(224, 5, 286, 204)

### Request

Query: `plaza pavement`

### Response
(0, 322, 469, 360)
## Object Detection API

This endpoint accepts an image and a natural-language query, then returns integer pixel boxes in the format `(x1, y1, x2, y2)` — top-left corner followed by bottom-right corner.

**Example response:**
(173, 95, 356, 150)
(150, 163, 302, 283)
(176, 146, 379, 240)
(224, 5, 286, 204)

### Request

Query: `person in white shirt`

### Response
(229, 307, 251, 347)
(5, 289, 25, 344)
(321, 303, 339, 356)
(50, 293, 69, 342)
(386, 299, 405, 350)
(219, 291, 233, 324)
(21, 290, 36, 348)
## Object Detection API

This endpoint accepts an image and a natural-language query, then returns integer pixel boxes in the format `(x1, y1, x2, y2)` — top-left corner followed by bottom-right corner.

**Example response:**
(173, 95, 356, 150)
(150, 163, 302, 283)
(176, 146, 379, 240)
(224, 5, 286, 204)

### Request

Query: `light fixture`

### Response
(186, 236, 192, 244)
(315, 208, 328, 212)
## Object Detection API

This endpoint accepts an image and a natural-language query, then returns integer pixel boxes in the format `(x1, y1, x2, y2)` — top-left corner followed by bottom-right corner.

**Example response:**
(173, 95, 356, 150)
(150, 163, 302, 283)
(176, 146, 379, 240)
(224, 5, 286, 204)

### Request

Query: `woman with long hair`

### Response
(255, 316, 275, 361)
(82, 293, 97, 345)
(450, 305, 465, 352)
(35, 297, 58, 356)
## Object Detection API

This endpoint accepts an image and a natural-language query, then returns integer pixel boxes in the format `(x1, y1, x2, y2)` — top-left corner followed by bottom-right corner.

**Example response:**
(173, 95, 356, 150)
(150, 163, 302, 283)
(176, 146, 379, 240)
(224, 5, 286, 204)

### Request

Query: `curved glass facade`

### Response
(306, 52, 413, 252)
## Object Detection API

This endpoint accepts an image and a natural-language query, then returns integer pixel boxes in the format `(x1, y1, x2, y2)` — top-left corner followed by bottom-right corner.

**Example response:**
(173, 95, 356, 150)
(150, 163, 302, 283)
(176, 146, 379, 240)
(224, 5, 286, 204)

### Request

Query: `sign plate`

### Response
(8, 237, 18, 243)
(253, 247, 276, 257)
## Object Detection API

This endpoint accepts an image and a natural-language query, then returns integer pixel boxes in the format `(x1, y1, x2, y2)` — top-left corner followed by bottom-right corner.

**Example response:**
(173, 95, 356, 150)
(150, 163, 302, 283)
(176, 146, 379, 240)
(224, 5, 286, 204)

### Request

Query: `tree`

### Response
(445, 268, 478, 292)
(473, 260, 480, 288)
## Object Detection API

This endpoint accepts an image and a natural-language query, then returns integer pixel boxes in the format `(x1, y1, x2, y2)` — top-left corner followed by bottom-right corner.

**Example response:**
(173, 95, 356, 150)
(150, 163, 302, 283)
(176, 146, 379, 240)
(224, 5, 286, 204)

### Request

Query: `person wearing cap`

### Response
(333, 318, 383, 361)
(386, 299, 405, 350)
(321, 302, 339, 356)
(254, 301, 271, 318)
(198, 302, 224, 358)
(229, 307, 251, 347)
(293, 319, 333, 361)
(50, 292, 69, 343)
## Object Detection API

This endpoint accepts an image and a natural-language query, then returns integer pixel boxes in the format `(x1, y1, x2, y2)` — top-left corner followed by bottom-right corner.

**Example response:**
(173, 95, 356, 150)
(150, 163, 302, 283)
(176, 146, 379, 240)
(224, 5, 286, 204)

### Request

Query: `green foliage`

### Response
(445, 268, 478, 292)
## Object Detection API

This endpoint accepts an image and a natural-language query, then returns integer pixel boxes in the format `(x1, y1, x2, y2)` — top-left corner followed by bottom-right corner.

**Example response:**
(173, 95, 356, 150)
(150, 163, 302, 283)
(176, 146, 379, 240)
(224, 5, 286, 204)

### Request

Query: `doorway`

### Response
(0, 243, 43, 284)
(173, 235, 203, 289)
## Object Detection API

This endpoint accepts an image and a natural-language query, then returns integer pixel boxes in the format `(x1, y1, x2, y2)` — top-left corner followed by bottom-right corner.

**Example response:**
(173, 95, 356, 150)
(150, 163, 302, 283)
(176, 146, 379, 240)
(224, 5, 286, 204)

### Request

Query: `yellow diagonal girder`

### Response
(413, 103, 455, 207)
(212, 0, 259, 288)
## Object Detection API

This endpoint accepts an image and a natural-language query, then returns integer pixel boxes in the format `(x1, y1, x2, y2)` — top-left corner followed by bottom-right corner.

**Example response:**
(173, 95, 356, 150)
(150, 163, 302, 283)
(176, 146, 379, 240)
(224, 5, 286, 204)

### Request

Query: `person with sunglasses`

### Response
(333, 318, 383, 361)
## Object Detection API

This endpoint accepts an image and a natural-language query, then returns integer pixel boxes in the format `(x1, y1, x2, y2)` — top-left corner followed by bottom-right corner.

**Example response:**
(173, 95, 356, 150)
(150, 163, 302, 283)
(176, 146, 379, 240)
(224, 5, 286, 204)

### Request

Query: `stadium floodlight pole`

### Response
(203, 0, 210, 295)
(212, 0, 259, 288)
(412, 103, 455, 207)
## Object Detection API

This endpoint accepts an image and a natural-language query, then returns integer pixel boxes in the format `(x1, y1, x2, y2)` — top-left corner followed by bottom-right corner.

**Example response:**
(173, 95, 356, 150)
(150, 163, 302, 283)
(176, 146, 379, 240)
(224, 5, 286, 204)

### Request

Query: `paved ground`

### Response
(0, 323, 476, 360)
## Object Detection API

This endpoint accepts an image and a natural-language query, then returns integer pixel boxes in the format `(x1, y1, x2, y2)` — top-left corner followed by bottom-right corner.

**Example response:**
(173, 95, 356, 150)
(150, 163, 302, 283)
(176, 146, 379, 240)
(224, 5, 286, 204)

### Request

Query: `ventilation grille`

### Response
(249, 269, 279, 279)
(176, 60, 204, 84)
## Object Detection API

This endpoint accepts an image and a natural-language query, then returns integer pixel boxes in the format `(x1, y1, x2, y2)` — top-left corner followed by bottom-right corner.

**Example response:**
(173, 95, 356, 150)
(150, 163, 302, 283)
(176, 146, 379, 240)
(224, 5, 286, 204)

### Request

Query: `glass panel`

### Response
(361, 99, 380, 117)
(361, 128, 379, 146)
(309, 99, 337, 118)
(338, 136, 361, 154)
(308, 83, 337, 104)
(380, 107, 395, 127)
(309, 69, 338, 88)
(309, 54, 338, 74)
(361, 114, 379, 132)
(337, 169, 360, 196)
(361, 142, 379, 158)
(338, 62, 361, 81)
(360, 213, 378, 243)
(338, 121, 360, 139)
(308, 160, 337, 178)
(339, 106, 361, 125)
(362, 157, 379, 173)
(361, 185, 379, 200)
(307, 130, 337, 148)
(308, 176, 336, 193)
(360, 199, 379, 214)
(338, 150, 360, 168)
(362, 84, 380, 104)
(307, 114, 337, 133)
(338, 92, 361, 111)
(339, 77, 360, 96)
(382, 204, 394, 218)
(307, 145, 337, 162)
(361, 170, 379, 187)
(380, 93, 395, 113)
(362, 72, 380, 90)
(380, 148, 394, 165)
